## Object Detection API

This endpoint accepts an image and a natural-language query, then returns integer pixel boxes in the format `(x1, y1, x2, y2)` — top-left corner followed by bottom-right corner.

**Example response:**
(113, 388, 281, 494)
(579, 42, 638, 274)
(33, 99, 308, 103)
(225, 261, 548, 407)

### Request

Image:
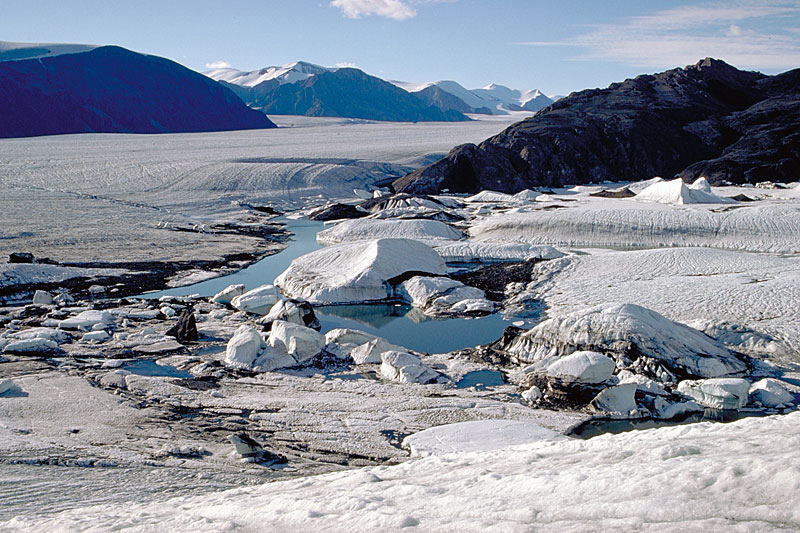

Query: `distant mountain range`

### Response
(394, 58, 800, 192)
(206, 61, 554, 120)
(0, 41, 275, 138)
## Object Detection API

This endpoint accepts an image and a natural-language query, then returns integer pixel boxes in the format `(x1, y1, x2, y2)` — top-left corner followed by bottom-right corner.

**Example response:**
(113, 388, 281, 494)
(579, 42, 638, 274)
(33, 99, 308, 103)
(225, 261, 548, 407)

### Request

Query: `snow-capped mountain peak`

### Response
(205, 60, 332, 87)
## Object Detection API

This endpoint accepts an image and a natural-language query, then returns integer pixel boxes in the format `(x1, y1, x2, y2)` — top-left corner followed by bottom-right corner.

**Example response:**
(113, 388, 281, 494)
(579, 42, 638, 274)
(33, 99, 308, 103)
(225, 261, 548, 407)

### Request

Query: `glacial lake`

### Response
(144, 217, 514, 353)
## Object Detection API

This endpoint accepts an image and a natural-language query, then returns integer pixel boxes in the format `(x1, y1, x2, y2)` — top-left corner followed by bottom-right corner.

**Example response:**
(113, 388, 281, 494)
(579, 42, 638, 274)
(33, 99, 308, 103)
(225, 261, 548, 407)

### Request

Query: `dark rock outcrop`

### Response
(166, 309, 199, 343)
(0, 45, 276, 138)
(308, 203, 368, 221)
(394, 58, 800, 193)
(240, 68, 469, 122)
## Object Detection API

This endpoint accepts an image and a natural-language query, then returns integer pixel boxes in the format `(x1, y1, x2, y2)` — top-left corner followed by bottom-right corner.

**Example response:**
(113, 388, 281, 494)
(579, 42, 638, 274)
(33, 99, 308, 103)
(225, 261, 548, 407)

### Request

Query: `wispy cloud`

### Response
(331, 0, 416, 20)
(335, 61, 359, 68)
(330, 0, 455, 20)
(519, 0, 800, 71)
(205, 60, 231, 69)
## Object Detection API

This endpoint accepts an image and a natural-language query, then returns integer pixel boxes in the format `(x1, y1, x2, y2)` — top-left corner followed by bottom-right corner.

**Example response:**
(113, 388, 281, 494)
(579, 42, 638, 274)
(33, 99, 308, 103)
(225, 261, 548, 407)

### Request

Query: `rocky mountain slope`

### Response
(394, 58, 800, 193)
(0, 45, 275, 138)
(217, 67, 468, 122)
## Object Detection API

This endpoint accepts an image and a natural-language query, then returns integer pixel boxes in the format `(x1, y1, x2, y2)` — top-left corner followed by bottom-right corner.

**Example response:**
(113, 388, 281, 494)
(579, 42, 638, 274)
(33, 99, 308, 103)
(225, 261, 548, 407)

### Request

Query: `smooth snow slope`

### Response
(7, 412, 800, 531)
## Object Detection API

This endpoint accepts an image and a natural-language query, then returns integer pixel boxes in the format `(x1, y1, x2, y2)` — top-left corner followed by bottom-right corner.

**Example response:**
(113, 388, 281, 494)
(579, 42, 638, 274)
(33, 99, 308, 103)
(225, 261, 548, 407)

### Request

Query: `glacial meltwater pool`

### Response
(143, 217, 515, 353)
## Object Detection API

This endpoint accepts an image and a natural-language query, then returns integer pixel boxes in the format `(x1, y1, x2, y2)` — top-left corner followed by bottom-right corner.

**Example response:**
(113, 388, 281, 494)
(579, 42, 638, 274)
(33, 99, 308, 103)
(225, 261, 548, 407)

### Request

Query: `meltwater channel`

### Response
(144, 217, 512, 354)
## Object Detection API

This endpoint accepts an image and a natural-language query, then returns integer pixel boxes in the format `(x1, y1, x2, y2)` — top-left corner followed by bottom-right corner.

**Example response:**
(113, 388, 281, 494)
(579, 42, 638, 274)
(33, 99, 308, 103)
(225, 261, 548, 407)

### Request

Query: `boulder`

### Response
(677, 378, 751, 409)
(268, 320, 325, 363)
(99, 370, 130, 389)
(308, 203, 368, 221)
(166, 309, 199, 343)
(545, 351, 615, 385)
(259, 299, 320, 331)
(224, 325, 267, 370)
(590, 383, 639, 418)
(9, 252, 34, 263)
(652, 397, 705, 419)
(212, 284, 247, 305)
(82, 330, 110, 343)
(0, 378, 15, 395)
(350, 337, 406, 364)
(3, 337, 59, 354)
(275, 238, 447, 304)
(380, 351, 438, 384)
(230, 285, 278, 315)
(32, 290, 53, 305)
(749, 378, 794, 407)
(58, 310, 115, 330)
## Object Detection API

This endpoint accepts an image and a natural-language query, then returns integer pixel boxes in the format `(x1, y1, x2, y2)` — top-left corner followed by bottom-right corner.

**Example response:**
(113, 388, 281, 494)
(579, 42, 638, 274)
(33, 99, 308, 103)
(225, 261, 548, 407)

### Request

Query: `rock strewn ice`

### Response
(274, 238, 447, 304)
(14, 412, 800, 531)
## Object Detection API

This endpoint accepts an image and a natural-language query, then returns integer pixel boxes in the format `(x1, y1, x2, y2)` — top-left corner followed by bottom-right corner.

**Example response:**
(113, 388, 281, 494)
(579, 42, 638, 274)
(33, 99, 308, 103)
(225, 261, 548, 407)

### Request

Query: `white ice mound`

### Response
(590, 383, 639, 418)
(380, 351, 437, 384)
(506, 303, 748, 380)
(212, 284, 247, 305)
(230, 284, 278, 315)
(466, 190, 515, 203)
(275, 238, 447, 304)
(434, 242, 564, 263)
(224, 325, 267, 370)
(545, 351, 615, 384)
(267, 320, 325, 363)
(316, 219, 463, 245)
(634, 177, 734, 204)
(58, 310, 114, 330)
(677, 378, 751, 409)
(396, 275, 494, 316)
(403, 419, 566, 457)
(749, 378, 794, 407)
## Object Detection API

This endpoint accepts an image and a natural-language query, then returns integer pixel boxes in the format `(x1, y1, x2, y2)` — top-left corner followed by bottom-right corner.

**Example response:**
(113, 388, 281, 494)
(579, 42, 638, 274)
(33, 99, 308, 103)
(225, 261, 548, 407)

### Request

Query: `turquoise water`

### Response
(142, 217, 325, 299)
(121, 359, 192, 378)
(143, 216, 513, 353)
(316, 303, 511, 353)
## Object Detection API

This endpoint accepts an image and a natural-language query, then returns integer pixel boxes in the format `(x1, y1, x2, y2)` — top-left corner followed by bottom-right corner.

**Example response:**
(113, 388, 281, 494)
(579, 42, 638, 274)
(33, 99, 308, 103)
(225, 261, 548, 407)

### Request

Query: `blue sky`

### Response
(2, 0, 799, 95)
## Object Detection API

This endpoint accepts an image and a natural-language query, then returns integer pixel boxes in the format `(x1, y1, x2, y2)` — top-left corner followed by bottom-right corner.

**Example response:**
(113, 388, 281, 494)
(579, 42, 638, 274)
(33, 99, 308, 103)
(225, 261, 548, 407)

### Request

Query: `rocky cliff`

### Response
(394, 59, 799, 193)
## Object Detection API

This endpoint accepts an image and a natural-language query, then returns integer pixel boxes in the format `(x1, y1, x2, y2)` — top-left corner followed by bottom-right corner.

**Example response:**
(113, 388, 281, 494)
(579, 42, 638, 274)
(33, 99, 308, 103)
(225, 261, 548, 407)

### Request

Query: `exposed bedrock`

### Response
(395, 59, 800, 193)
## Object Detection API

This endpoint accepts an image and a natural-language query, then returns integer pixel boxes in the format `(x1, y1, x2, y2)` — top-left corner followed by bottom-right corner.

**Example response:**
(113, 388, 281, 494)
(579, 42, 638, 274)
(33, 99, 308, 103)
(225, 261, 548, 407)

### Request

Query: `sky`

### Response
(1, 0, 799, 96)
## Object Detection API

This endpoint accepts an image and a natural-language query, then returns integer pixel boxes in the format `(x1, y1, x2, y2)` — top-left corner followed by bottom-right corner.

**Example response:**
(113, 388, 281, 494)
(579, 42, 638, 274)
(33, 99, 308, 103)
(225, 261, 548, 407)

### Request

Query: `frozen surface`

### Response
(0, 116, 516, 263)
(471, 197, 800, 253)
(512, 247, 800, 361)
(8, 412, 800, 531)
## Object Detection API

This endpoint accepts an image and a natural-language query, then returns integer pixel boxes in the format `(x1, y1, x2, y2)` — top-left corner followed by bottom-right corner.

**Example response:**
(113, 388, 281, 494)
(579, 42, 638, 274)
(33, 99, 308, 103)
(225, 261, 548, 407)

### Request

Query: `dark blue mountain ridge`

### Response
(0, 45, 275, 138)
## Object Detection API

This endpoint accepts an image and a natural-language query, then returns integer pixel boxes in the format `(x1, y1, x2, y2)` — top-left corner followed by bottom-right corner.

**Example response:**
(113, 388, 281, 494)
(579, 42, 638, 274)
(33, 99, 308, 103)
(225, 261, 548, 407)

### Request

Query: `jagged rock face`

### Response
(395, 59, 799, 193)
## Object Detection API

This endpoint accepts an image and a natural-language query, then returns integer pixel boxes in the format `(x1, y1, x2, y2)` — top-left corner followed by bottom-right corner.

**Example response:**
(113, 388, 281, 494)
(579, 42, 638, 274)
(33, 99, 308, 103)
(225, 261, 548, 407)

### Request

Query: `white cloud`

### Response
(335, 61, 359, 68)
(519, 0, 800, 71)
(331, 0, 416, 20)
(205, 60, 231, 69)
